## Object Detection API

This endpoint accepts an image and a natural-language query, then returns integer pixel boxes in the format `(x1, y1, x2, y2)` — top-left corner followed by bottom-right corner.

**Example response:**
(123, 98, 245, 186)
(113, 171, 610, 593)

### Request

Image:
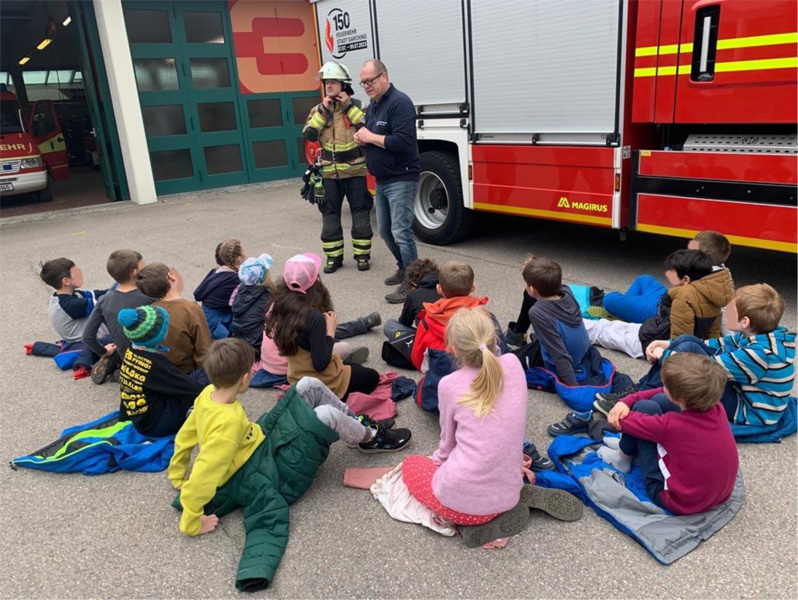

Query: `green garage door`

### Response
(124, 1, 316, 195)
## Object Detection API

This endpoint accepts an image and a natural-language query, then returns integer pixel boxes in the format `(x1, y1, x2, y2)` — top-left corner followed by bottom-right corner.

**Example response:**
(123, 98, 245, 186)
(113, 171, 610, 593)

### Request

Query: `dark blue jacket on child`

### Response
(194, 268, 239, 339)
(231, 285, 271, 351)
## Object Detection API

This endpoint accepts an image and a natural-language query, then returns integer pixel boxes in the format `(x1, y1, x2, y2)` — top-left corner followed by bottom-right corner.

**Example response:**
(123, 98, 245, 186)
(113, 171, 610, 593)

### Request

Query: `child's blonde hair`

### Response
(734, 283, 784, 334)
(445, 308, 504, 418)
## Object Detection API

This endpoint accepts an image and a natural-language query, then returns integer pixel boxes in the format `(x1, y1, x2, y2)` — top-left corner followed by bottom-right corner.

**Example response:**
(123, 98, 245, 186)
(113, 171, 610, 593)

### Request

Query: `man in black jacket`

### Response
(354, 59, 421, 304)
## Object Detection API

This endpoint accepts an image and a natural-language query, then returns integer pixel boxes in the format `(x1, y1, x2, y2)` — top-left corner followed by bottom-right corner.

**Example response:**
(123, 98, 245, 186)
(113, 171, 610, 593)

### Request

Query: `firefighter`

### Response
(302, 61, 373, 273)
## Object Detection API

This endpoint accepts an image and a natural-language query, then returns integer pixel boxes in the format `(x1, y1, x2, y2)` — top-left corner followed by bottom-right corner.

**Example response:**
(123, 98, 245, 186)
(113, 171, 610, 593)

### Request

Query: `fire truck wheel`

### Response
(414, 150, 475, 245)
(37, 178, 53, 202)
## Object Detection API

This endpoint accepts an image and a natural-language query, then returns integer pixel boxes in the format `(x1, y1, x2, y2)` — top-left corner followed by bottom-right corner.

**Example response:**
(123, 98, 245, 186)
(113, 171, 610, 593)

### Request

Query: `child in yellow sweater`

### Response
(168, 338, 412, 589)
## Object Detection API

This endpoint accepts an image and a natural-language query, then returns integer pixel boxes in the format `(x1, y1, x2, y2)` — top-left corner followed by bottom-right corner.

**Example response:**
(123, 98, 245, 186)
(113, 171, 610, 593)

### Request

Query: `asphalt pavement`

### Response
(1, 181, 795, 599)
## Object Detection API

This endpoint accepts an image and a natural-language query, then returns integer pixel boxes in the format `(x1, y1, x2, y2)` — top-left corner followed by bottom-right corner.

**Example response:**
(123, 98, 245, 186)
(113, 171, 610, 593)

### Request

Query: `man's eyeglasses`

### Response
(359, 72, 384, 88)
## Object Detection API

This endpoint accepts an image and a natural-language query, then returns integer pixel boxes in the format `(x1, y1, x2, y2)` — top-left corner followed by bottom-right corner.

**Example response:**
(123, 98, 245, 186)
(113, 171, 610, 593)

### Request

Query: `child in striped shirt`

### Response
(637, 284, 795, 426)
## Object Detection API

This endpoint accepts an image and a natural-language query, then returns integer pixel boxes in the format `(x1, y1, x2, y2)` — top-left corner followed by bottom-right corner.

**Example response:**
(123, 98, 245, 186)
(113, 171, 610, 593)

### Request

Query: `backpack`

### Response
(381, 330, 416, 370)
(413, 349, 456, 412)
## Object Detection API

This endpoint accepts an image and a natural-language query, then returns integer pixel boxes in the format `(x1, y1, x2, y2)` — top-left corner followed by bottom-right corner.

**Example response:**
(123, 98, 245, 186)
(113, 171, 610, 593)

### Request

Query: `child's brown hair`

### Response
(438, 261, 474, 297)
(39, 257, 75, 289)
(107, 250, 142, 284)
(136, 263, 171, 299)
(661, 353, 727, 412)
(733, 283, 784, 334)
(217, 239, 245, 271)
(522, 256, 561, 297)
(203, 338, 254, 389)
(694, 230, 732, 266)
(406, 258, 439, 289)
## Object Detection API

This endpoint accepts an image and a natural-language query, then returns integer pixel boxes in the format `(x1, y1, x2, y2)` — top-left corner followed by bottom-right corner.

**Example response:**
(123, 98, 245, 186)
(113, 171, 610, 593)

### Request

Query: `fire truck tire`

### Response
(37, 178, 53, 202)
(414, 151, 475, 245)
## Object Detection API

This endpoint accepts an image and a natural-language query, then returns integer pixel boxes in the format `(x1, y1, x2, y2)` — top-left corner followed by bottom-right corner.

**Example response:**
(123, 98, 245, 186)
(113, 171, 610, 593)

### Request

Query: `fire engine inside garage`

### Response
(0, 0, 126, 217)
(316, 0, 797, 253)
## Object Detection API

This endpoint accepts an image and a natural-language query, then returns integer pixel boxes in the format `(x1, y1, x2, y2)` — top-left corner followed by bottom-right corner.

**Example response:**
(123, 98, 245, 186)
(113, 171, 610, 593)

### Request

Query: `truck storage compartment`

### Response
(469, 0, 624, 144)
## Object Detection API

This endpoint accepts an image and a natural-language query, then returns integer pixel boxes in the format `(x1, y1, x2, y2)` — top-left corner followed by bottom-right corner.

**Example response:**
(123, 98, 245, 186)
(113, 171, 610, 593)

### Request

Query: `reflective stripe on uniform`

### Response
(352, 238, 372, 255)
(346, 104, 365, 125)
(308, 111, 327, 130)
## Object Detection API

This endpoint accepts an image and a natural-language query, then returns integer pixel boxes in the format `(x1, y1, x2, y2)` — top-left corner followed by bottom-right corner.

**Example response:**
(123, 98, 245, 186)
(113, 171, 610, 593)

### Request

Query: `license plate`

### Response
(0, 183, 14, 192)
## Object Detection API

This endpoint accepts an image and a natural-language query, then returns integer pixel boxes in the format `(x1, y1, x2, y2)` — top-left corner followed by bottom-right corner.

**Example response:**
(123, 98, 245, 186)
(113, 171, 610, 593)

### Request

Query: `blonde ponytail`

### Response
(445, 308, 504, 418)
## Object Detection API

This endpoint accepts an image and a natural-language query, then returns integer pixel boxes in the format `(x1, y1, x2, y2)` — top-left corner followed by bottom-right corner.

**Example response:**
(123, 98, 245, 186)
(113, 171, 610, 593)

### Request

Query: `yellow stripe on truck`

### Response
(637, 224, 797, 253)
(635, 31, 796, 57)
(634, 57, 795, 77)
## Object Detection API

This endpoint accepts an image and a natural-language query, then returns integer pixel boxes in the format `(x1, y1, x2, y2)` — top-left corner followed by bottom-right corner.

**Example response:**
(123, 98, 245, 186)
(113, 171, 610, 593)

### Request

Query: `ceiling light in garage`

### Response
(18, 56, 30, 65)
(37, 38, 52, 50)
(63, 16, 72, 26)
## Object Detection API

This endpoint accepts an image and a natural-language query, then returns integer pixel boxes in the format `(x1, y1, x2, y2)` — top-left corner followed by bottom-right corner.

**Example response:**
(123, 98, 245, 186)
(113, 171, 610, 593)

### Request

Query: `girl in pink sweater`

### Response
(402, 307, 582, 546)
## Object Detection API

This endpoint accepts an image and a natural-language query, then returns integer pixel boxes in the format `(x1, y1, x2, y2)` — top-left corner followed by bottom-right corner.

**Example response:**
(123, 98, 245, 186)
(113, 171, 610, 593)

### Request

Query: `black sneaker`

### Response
(522, 441, 554, 471)
(547, 411, 593, 436)
(361, 312, 382, 330)
(594, 384, 639, 415)
(91, 356, 114, 385)
(358, 425, 411, 453)
(346, 415, 396, 448)
(324, 260, 342, 274)
(343, 346, 369, 366)
(357, 259, 370, 271)
(385, 281, 409, 304)
(384, 268, 406, 286)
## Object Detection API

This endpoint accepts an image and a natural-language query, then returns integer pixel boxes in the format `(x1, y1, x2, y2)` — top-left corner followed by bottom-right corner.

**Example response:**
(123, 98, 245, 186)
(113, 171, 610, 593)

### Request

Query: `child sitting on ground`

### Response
(117, 305, 204, 437)
(586, 248, 733, 361)
(194, 239, 247, 339)
(230, 254, 274, 357)
(137, 263, 211, 381)
(522, 256, 594, 386)
(597, 353, 739, 515)
(83, 250, 153, 384)
(411, 260, 507, 371)
(33, 257, 109, 379)
(265, 253, 377, 399)
(402, 308, 582, 547)
(167, 339, 409, 591)
(613, 284, 795, 427)
(383, 258, 441, 340)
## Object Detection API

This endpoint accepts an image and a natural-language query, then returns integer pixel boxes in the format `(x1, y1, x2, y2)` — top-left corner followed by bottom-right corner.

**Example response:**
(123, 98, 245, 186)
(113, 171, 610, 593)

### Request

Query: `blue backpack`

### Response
(413, 349, 456, 412)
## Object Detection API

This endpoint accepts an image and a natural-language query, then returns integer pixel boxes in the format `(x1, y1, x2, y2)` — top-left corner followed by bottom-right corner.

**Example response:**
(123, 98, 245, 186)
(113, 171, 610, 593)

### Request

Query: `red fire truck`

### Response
(1, 85, 70, 202)
(312, 0, 797, 252)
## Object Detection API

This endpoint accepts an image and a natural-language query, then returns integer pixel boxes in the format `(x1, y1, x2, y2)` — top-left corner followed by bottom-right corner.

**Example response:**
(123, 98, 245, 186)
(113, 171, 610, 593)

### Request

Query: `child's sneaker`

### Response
(24, 343, 34, 355)
(520, 484, 584, 521)
(358, 425, 411, 453)
(91, 356, 114, 385)
(522, 441, 554, 471)
(346, 415, 396, 448)
(547, 410, 592, 436)
(594, 384, 639, 414)
(73, 366, 90, 381)
(343, 347, 369, 366)
(460, 502, 530, 548)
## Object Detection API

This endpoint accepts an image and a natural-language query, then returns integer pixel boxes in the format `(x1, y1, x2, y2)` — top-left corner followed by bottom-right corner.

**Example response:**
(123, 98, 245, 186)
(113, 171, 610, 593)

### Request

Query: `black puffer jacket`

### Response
(638, 295, 672, 353)
(231, 285, 271, 350)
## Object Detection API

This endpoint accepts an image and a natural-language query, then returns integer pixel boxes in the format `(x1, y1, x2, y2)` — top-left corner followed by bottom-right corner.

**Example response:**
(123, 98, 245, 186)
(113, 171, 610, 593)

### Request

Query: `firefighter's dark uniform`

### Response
(303, 98, 373, 268)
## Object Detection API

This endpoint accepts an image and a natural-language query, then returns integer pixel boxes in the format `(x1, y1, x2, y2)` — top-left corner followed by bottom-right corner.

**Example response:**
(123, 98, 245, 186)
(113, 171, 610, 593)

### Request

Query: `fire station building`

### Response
(1, 0, 323, 212)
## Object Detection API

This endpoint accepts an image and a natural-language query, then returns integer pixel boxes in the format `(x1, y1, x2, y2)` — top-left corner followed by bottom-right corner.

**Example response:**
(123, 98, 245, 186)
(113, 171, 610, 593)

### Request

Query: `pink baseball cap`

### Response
(283, 253, 322, 294)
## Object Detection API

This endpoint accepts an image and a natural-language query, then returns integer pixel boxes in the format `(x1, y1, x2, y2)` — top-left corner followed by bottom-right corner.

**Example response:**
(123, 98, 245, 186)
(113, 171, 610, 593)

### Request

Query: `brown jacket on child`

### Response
(668, 268, 734, 340)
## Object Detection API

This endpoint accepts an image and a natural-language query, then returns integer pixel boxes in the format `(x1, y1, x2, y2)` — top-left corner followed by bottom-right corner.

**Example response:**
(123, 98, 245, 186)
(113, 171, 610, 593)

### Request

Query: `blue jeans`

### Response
(203, 306, 231, 340)
(375, 179, 419, 270)
(603, 275, 667, 323)
(618, 393, 681, 509)
(638, 334, 739, 419)
(250, 368, 288, 388)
